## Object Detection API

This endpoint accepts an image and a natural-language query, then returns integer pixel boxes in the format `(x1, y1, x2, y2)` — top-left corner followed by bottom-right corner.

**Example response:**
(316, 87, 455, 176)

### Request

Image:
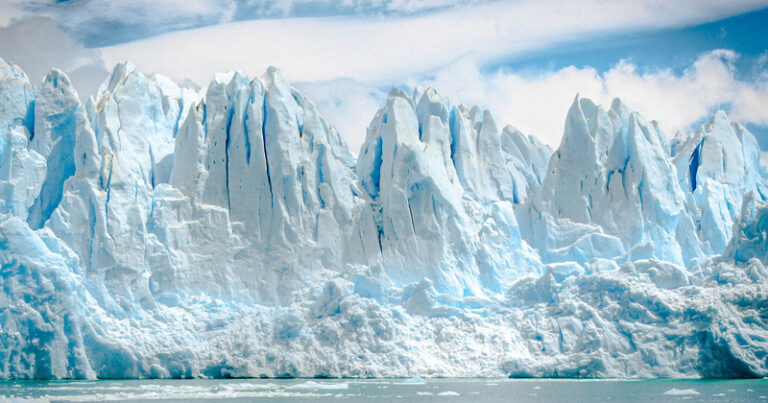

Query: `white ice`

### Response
(0, 58, 767, 379)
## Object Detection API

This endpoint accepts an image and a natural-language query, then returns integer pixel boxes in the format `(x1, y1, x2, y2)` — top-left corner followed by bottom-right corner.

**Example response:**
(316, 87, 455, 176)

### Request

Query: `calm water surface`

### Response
(0, 378, 766, 402)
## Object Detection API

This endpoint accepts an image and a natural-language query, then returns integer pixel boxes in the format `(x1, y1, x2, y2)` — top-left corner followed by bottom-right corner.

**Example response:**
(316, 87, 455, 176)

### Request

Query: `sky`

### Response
(1, 0, 767, 161)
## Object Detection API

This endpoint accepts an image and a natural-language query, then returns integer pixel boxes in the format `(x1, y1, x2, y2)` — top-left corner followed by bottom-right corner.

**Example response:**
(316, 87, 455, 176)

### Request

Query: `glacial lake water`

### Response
(0, 378, 766, 402)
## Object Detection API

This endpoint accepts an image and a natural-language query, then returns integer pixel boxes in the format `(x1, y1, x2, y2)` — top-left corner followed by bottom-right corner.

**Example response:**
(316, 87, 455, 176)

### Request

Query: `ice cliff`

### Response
(1, 58, 767, 379)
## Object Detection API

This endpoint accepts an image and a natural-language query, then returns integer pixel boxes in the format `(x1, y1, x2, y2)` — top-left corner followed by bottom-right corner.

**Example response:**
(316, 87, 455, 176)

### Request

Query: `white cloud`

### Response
(604, 50, 768, 129)
(100, 0, 768, 85)
(5, 0, 479, 47)
(5, 0, 238, 47)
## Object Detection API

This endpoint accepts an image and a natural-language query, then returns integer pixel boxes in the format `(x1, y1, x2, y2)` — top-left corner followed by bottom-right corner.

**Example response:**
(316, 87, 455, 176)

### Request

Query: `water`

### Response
(0, 378, 766, 402)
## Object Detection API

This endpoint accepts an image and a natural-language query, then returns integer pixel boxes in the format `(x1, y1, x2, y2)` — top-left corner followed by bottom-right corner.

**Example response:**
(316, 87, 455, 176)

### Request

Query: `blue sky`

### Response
(493, 7, 768, 78)
(486, 6, 768, 150)
(1, 0, 767, 156)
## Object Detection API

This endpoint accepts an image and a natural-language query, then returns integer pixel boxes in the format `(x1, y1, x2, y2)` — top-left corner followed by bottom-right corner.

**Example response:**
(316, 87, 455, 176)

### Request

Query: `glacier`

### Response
(0, 57, 767, 379)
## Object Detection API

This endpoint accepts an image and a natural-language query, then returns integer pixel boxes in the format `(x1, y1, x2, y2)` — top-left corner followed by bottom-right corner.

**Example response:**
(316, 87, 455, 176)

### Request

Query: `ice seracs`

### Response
(672, 110, 768, 254)
(357, 87, 545, 295)
(0, 58, 767, 379)
(523, 95, 708, 267)
(720, 192, 768, 266)
(0, 59, 42, 221)
(26, 70, 84, 229)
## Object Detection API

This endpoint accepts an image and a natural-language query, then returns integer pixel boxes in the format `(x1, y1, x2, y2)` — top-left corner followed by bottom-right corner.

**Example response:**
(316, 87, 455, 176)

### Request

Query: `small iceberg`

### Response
(663, 388, 700, 396)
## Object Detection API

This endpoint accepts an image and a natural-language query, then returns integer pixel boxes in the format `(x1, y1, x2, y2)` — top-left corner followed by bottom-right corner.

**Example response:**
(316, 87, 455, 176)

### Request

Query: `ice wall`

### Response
(1, 59, 767, 379)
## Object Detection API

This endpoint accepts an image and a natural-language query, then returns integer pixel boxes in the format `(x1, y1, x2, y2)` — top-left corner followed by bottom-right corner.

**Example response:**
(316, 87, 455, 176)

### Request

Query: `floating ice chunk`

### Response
(287, 381, 349, 390)
(217, 382, 276, 391)
(663, 388, 700, 395)
(396, 377, 427, 385)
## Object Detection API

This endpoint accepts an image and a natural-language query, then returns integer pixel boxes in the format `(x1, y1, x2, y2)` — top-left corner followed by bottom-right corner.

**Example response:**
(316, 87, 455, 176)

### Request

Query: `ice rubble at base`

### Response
(0, 57, 767, 379)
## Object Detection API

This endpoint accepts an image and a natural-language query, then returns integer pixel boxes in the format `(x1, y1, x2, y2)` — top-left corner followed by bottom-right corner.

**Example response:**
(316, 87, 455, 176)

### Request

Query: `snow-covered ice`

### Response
(0, 58, 767, 379)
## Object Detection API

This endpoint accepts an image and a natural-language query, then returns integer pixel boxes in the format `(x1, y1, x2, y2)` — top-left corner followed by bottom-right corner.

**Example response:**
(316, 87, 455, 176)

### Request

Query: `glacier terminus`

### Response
(0, 58, 767, 380)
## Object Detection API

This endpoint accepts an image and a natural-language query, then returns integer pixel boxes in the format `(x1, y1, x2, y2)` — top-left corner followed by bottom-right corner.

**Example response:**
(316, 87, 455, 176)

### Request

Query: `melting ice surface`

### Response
(0, 378, 767, 402)
(1, 57, 768, 379)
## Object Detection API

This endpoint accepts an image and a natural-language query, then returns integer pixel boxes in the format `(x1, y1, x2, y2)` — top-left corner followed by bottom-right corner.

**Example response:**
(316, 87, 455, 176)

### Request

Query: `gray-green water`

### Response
(1, 378, 766, 402)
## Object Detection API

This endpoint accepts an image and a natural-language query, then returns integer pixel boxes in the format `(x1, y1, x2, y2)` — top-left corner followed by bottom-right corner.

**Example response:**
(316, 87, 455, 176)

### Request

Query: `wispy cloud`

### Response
(99, 0, 768, 84)
(4, 0, 481, 47)
(6, 0, 238, 46)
